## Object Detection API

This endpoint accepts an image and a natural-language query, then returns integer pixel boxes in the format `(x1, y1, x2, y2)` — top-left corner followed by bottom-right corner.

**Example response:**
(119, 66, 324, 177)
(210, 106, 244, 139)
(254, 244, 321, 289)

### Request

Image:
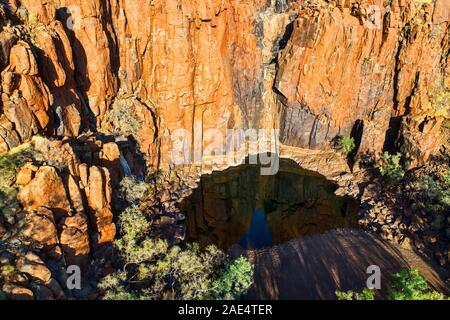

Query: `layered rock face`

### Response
(0, 0, 448, 299)
(0, 0, 447, 166)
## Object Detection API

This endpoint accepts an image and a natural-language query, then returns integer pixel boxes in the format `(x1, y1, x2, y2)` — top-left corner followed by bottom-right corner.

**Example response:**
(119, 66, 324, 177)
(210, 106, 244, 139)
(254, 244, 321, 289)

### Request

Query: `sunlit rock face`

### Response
(181, 158, 359, 250)
(1, 0, 447, 168)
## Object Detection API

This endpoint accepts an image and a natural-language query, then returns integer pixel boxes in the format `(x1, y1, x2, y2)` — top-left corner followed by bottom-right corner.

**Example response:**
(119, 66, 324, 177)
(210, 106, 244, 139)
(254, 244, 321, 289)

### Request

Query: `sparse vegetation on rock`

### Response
(412, 172, 450, 213)
(336, 135, 356, 156)
(0, 144, 34, 214)
(119, 175, 155, 205)
(107, 100, 141, 137)
(376, 152, 405, 184)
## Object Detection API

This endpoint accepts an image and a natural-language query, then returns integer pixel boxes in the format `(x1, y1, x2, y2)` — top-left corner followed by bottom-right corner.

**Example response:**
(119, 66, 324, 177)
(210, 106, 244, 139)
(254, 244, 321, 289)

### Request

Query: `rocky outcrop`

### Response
(2, 284, 34, 300)
(18, 166, 72, 220)
(0, 37, 51, 151)
(0, 5, 81, 153)
(14, 252, 65, 300)
(17, 137, 117, 251)
(276, 1, 448, 163)
(0, 137, 119, 297)
(356, 157, 450, 269)
(1, 251, 65, 300)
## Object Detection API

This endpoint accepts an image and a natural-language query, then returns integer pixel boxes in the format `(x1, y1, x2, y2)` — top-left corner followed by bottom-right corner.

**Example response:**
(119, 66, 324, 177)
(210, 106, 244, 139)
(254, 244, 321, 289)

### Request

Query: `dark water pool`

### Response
(239, 209, 273, 250)
(179, 157, 359, 250)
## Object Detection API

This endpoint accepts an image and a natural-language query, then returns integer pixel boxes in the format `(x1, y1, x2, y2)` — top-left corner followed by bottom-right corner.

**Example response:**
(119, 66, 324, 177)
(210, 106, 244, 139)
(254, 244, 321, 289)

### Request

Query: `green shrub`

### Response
(0, 145, 34, 213)
(119, 176, 154, 205)
(336, 135, 356, 156)
(99, 204, 254, 300)
(16, 7, 29, 23)
(441, 170, 450, 186)
(28, 13, 39, 25)
(415, 175, 450, 209)
(388, 269, 447, 300)
(210, 256, 255, 300)
(336, 269, 448, 300)
(107, 100, 141, 137)
(0, 291, 6, 300)
(336, 288, 376, 300)
(376, 152, 405, 184)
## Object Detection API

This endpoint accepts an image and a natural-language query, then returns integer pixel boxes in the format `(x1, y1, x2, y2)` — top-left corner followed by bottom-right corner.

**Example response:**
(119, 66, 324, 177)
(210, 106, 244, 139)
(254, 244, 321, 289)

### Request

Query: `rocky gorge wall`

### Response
(0, 0, 448, 167)
(0, 0, 448, 300)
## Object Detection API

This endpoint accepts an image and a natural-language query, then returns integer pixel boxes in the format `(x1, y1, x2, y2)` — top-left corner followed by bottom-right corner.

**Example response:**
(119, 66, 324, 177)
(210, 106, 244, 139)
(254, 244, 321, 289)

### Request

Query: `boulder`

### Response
(59, 213, 90, 267)
(8, 41, 38, 75)
(32, 137, 80, 177)
(2, 284, 34, 300)
(16, 252, 52, 284)
(0, 31, 18, 71)
(20, 207, 59, 250)
(18, 166, 71, 221)
(85, 166, 116, 245)
(15, 163, 36, 185)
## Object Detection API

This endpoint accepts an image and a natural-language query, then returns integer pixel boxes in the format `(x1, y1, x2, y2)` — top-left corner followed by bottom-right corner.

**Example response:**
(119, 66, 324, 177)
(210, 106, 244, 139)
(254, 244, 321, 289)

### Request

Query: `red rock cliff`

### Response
(0, 0, 447, 167)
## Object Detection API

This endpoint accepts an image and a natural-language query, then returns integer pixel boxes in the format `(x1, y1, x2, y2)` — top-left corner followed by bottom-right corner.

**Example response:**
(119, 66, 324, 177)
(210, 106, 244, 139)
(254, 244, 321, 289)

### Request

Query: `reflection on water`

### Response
(179, 157, 359, 250)
(239, 209, 273, 250)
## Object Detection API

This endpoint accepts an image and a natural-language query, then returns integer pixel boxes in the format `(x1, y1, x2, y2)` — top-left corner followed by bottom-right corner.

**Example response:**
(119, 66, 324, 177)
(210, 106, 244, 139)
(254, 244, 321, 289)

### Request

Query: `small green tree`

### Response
(336, 269, 448, 300)
(376, 152, 405, 184)
(210, 256, 255, 300)
(387, 269, 447, 300)
(336, 135, 356, 156)
(416, 175, 450, 209)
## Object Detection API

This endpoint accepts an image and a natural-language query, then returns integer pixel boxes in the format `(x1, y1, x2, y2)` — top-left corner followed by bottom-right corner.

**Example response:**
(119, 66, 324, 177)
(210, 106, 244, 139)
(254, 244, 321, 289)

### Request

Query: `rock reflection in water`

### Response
(180, 157, 359, 250)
